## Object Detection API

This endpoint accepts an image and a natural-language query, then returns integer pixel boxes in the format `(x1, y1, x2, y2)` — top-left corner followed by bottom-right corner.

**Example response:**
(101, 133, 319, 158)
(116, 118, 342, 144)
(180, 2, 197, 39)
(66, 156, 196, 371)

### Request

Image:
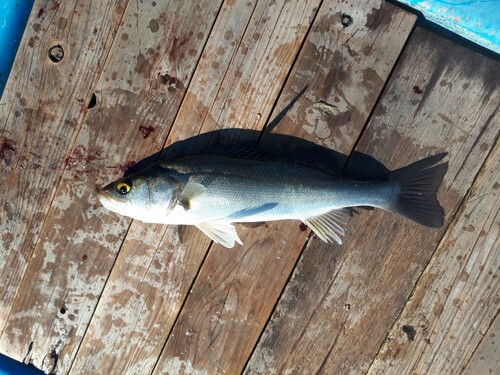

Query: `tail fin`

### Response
(386, 153, 448, 228)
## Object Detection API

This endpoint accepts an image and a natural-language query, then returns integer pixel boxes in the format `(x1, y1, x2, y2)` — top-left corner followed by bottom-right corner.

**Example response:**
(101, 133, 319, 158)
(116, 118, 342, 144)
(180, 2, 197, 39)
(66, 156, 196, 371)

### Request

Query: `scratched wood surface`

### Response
(245, 27, 499, 374)
(0, 0, 224, 373)
(0, 0, 498, 374)
(368, 137, 499, 374)
(72, 0, 322, 373)
(464, 311, 499, 375)
(0, 0, 127, 334)
(154, 2, 415, 375)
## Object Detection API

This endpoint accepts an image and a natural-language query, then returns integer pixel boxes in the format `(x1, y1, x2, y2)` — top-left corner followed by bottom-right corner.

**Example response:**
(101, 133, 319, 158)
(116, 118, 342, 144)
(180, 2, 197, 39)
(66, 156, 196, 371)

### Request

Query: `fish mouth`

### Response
(96, 189, 127, 212)
(96, 189, 112, 203)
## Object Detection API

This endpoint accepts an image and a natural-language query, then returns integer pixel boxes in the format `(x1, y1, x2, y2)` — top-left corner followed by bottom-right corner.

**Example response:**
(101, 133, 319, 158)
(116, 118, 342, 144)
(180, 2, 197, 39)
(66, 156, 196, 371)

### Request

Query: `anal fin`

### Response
(303, 208, 349, 244)
(196, 220, 243, 248)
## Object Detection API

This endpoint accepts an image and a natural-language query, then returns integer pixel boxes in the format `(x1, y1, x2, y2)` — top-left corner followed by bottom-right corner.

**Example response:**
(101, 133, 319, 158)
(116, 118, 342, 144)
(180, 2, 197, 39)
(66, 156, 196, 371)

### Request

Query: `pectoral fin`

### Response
(196, 220, 243, 248)
(303, 208, 349, 244)
(178, 182, 206, 209)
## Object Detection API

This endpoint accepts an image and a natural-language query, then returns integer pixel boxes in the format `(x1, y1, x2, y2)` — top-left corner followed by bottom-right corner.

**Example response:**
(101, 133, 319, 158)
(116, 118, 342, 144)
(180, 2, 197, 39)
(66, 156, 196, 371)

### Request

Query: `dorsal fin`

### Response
(285, 147, 343, 175)
(206, 142, 274, 160)
(207, 142, 342, 175)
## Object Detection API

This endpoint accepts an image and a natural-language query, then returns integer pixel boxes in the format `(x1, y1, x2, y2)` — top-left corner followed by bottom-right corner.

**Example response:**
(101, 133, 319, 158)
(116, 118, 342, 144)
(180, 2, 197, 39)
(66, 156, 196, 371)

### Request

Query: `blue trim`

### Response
(0, 352, 43, 375)
(0, 0, 35, 98)
(396, 0, 500, 54)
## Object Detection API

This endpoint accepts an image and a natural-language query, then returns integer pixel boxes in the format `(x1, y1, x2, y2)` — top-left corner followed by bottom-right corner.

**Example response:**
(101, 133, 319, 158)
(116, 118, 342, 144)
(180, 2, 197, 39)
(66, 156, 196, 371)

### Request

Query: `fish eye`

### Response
(116, 182, 131, 195)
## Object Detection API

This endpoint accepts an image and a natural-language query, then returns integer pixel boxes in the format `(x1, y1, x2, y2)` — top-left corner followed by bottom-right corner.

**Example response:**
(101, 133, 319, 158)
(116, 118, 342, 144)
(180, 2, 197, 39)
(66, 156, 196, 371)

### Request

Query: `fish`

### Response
(97, 146, 448, 248)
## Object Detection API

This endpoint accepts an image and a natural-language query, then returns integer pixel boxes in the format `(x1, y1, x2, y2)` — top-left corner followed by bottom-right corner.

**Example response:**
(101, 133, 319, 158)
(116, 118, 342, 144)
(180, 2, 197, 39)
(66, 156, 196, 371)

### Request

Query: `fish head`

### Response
(96, 165, 182, 222)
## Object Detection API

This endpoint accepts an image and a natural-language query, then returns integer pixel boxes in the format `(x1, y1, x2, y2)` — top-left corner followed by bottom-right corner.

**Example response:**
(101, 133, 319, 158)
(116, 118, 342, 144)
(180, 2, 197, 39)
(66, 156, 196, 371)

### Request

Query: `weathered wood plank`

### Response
(367, 140, 499, 374)
(0, 1, 223, 373)
(244, 27, 499, 375)
(261, 1, 417, 155)
(0, 0, 126, 334)
(69, 1, 321, 374)
(153, 2, 416, 374)
(464, 314, 500, 375)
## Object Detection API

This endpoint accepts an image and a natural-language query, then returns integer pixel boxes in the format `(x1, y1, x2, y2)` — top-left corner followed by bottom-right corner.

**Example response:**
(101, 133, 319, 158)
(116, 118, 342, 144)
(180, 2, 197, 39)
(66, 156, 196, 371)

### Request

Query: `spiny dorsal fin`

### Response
(284, 147, 343, 175)
(209, 143, 342, 174)
(178, 182, 206, 209)
(207, 143, 274, 160)
(303, 208, 350, 244)
(196, 220, 243, 248)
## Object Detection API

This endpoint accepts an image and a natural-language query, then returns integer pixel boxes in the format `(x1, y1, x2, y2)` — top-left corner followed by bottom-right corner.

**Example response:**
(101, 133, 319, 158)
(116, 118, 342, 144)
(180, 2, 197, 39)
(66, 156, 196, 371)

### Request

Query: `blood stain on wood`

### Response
(65, 146, 103, 168)
(139, 125, 156, 139)
(135, 53, 160, 78)
(118, 161, 137, 173)
(157, 73, 177, 86)
(170, 36, 190, 58)
(0, 138, 16, 161)
(402, 325, 416, 342)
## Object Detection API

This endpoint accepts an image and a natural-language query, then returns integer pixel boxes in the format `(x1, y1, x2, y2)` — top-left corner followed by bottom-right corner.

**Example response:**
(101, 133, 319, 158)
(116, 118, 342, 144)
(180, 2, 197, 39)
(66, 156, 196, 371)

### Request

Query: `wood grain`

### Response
(464, 314, 499, 375)
(244, 27, 499, 375)
(154, 2, 415, 374)
(3, 0, 496, 373)
(0, 0, 126, 334)
(260, 0, 417, 155)
(70, 1, 320, 374)
(0, 1, 223, 373)
(368, 139, 499, 374)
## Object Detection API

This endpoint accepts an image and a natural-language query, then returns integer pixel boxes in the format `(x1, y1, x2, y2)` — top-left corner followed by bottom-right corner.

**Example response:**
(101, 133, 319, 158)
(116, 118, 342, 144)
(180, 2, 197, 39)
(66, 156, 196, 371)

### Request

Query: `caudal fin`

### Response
(387, 153, 448, 228)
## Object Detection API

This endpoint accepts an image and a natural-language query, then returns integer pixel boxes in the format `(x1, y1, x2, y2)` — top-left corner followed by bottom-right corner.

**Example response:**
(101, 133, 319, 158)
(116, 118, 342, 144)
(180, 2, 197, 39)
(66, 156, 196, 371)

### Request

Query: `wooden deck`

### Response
(0, 0, 498, 374)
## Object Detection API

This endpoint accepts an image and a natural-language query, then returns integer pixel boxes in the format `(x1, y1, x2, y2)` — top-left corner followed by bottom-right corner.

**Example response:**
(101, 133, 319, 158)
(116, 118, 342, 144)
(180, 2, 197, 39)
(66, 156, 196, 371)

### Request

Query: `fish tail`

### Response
(386, 153, 448, 228)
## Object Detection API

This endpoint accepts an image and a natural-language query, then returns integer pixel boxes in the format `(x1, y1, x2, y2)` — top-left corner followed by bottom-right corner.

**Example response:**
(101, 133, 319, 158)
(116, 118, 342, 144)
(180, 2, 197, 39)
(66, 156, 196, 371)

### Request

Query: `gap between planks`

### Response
(152, 3, 416, 375)
(244, 26, 499, 375)
(70, 1, 322, 374)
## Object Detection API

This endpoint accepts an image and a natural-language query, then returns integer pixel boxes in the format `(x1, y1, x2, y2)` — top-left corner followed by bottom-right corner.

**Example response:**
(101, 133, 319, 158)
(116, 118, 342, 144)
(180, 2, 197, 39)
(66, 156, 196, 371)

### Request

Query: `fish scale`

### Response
(97, 151, 448, 248)
(164, 157, 393, 221)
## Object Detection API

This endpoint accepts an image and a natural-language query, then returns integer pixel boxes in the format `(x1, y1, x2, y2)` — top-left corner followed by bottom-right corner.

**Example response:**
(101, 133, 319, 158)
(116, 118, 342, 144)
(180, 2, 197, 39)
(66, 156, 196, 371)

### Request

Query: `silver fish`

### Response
(97, 148, 447, 248)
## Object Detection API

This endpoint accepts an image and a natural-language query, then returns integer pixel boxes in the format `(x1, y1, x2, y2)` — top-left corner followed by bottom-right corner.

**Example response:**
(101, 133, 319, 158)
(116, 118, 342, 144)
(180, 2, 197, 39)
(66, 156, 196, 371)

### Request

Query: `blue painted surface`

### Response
(397, 0, 500, 53)
(0, 0, 35, 98)
(0, 353, 43, 375)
